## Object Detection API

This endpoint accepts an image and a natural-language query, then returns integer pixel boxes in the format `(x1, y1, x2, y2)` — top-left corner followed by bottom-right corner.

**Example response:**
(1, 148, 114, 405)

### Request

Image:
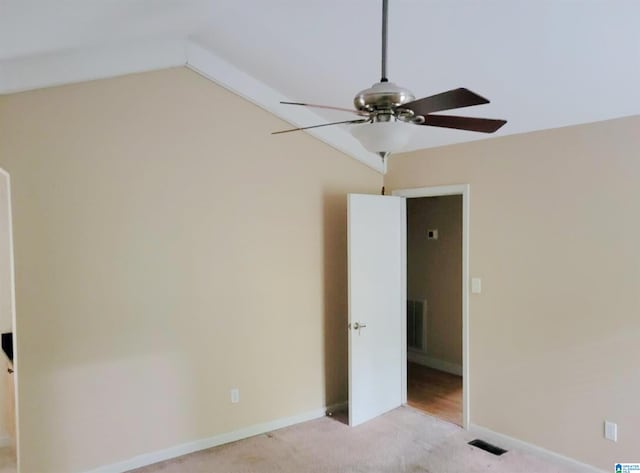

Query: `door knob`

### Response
(352, 322, 367, 335)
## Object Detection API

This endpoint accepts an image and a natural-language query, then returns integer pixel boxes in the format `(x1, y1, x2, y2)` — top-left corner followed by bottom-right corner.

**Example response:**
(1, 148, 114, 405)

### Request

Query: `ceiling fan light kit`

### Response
(350, 121, 415, 157)
(273, 0, 507, 161)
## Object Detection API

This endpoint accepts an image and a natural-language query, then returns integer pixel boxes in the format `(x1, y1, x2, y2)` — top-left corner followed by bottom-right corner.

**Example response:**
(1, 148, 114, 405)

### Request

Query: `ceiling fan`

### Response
(273, 0, 507, 161)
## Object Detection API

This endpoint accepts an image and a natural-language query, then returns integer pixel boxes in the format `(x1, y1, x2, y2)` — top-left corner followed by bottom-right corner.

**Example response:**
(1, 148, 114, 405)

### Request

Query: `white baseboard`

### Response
(77, 406, 608, 473)
(469, 424, 606, 473)
(408, 351, 462, 376)
(84, 403, 345, 473)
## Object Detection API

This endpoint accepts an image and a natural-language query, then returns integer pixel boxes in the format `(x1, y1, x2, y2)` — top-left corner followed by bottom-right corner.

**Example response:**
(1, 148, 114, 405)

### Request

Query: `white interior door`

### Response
(348, 193, 405, 426)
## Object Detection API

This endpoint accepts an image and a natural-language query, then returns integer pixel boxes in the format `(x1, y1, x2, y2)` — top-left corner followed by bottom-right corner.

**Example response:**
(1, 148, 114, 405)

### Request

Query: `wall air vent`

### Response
(407, 299, 426, 351)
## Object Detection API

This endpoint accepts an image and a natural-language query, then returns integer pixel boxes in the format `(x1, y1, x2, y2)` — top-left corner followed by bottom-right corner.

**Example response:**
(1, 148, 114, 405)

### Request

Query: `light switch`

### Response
(471, 278, 482, 294)
(605, 421, 617, 442)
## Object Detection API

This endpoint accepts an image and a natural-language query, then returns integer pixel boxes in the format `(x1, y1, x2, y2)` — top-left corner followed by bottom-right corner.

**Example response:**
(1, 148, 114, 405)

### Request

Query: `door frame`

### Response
(0, 167, 19, 464)
(392, 184, 470, 429)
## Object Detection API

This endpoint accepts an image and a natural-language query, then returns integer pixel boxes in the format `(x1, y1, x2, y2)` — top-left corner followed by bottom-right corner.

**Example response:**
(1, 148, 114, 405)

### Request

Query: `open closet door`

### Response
(347, 193, 405, 426)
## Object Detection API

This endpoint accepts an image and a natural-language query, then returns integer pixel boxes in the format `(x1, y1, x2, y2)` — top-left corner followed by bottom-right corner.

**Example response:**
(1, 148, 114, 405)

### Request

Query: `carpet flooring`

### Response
(130, 407, 586, 473)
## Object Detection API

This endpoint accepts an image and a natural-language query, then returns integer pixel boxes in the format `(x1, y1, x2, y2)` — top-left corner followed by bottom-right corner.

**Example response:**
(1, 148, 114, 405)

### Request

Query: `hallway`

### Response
(407, 362, 462, 426)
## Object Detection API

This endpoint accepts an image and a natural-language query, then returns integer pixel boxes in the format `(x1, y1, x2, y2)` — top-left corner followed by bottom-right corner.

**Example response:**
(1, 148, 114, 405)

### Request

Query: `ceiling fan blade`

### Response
(402, 88, 490, 115)
(420, 115, 507, 133)
(280, 101, 366, 116)
(272, 119, 368, 135)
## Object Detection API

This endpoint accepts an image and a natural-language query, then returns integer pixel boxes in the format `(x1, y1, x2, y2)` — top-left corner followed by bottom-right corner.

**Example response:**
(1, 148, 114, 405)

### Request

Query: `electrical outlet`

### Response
(230, 388, 240, 404)
(604, 421, 617, 442)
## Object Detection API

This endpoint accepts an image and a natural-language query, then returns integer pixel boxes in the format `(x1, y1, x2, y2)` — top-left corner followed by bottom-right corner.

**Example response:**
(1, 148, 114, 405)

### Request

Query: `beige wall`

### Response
(407, 196, 462, 366)
(0, 68, 382, 472)
(386, 115, 640, 470)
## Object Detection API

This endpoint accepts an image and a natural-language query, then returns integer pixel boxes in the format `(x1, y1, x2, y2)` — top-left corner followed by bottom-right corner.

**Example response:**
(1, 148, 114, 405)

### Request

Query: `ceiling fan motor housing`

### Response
(353, 82, 415, 114)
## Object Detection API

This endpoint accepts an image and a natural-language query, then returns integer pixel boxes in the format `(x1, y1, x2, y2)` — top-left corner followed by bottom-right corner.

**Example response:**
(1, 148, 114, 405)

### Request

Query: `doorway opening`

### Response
(405, 194, 462, 426)
(394, 185, 469, 429)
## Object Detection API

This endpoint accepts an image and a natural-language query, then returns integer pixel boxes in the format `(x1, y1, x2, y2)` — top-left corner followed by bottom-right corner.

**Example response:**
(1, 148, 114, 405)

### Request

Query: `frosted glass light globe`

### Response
(350, 121, 415, 154)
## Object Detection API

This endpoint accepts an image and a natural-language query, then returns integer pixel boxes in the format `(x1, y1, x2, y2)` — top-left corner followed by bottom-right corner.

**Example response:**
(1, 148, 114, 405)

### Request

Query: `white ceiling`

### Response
(1, 0, 639, 167)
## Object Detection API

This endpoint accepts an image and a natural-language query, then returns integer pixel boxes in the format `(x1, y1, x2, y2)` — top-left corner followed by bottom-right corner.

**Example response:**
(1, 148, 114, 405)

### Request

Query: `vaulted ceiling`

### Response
(1, 0, 639, 172)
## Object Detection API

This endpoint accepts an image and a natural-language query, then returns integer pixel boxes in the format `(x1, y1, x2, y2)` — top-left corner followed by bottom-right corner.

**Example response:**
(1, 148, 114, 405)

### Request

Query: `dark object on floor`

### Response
(468, 439, 508, 456)
(1, 332, 12, 362)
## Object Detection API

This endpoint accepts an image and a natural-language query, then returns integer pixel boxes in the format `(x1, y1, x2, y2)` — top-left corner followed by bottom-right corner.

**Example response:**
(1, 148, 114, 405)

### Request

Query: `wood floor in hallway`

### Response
(407, 362, 463, 426)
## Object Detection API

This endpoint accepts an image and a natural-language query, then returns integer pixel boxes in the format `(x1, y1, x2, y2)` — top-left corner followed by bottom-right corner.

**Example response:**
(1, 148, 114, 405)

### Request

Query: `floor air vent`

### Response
(468, 439, 508, 456)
